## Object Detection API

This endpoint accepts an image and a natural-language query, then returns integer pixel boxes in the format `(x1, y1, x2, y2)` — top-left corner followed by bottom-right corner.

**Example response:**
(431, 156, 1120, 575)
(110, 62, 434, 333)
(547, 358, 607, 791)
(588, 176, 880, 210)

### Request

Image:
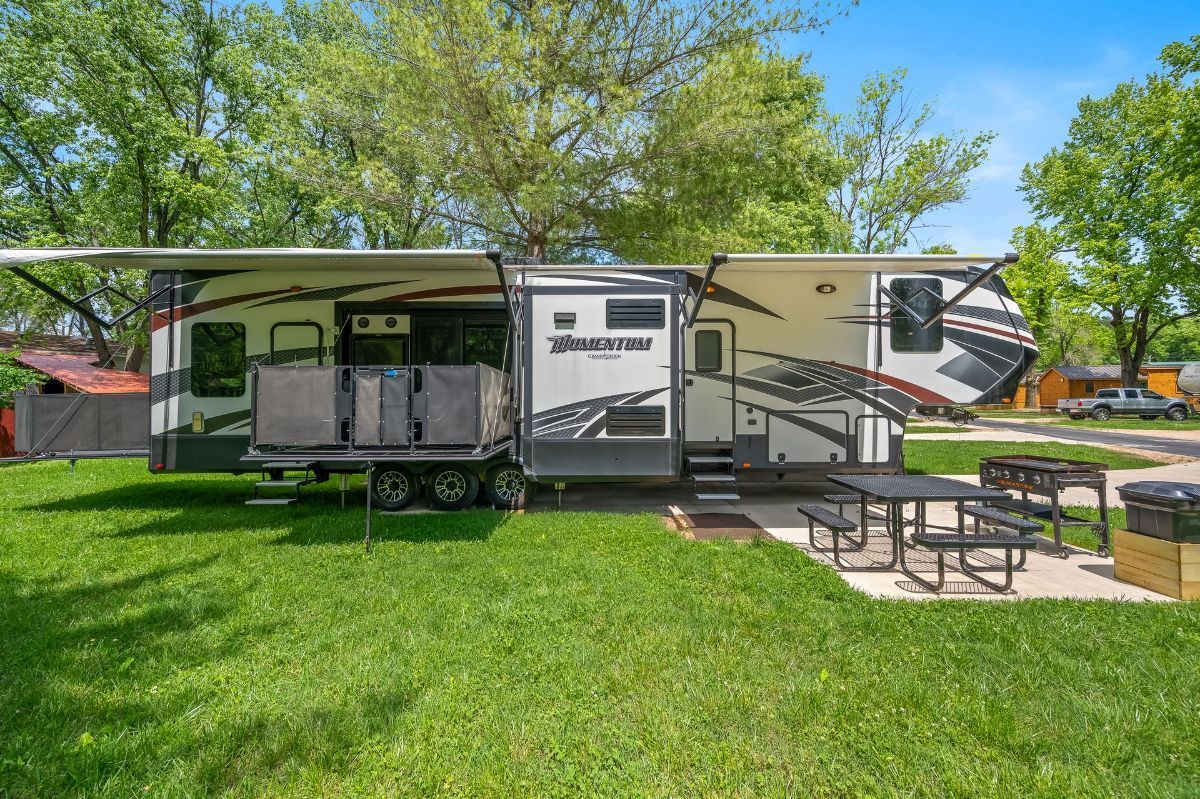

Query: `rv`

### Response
(0, 248, 1038, 509)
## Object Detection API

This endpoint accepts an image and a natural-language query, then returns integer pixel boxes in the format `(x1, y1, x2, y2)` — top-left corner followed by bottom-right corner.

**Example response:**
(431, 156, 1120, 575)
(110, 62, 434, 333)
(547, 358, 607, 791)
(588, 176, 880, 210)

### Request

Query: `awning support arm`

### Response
(487, 247, 517, 327)
(686, 253, 727, 327)
(7, 266, 171, 331)
(880, 253, 1017, 330)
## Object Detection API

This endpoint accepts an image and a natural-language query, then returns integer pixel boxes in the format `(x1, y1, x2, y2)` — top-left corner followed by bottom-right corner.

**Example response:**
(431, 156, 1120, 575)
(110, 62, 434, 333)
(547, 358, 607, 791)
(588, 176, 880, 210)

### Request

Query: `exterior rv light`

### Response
(192, 412, 204, 433)
(290, 285, 302, 292)
(385, 316, 397, 328)
(705, 285, 716, 294)
(816, 283, 836, 294)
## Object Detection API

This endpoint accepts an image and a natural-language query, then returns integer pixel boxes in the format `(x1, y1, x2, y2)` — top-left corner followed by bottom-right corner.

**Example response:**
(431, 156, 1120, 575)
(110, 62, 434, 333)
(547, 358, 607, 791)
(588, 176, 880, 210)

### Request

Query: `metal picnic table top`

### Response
(828, 474, 1012, 504)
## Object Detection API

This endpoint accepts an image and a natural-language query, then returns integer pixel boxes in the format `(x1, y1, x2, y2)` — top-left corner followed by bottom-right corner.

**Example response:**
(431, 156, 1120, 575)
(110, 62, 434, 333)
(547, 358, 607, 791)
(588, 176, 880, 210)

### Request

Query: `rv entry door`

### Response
(685, 321, 734, 444)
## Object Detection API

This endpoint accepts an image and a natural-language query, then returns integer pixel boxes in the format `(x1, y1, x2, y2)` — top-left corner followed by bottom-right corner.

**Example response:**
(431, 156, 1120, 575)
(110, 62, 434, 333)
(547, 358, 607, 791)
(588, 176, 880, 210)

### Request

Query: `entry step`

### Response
(262, 461, 314, 470)
(255, 479, 312, 488)
(694, 493, 740, 501)
(691, 474, 737, 483)
(686, 456, 734, 465)
(245, 498, 298, 506)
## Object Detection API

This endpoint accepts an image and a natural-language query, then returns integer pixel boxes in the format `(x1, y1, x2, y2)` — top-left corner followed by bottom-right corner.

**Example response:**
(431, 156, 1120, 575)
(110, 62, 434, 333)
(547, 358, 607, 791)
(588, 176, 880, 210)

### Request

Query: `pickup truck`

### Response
(1058, 388, 1191, 422)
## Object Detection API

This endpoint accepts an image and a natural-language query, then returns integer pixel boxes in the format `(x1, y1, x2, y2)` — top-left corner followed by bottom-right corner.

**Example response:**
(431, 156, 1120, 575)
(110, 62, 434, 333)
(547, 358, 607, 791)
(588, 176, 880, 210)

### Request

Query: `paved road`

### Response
(972, 418, 1200, 459)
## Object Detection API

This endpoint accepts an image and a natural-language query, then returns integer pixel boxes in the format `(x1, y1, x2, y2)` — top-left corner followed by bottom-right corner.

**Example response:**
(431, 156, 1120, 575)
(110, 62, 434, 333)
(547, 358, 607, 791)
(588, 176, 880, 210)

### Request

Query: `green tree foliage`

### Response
(0, 348, 45, 407)
(301, 0, 851, 261)
(0, 0, 351, 365)
(1020, 43, 1200, 386)
(828, 70, 993, 253)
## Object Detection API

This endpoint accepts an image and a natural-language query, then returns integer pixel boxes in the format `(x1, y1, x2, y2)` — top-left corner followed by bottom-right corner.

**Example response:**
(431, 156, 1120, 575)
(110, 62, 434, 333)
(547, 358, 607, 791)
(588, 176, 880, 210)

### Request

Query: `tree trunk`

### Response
(123, 343, 145, 373)
(1023, 372, 1039, 409)
(83, 316, 113, 367)
(525, 236, 546, 260)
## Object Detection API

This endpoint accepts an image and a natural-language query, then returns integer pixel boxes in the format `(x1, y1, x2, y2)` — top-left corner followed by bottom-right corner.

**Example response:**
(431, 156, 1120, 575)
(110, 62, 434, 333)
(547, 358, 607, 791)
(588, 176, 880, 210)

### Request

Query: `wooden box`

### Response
(1114, 528, 1200, 600)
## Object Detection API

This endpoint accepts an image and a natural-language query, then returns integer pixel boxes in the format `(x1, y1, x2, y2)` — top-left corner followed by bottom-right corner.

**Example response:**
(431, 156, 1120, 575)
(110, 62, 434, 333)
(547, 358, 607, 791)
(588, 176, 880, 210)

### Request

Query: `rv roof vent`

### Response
(606, 298, 665, 329)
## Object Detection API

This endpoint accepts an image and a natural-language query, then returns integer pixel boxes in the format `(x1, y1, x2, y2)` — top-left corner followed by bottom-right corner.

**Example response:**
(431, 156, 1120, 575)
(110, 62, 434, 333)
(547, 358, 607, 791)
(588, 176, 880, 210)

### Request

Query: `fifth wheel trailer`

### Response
(0, 247, 1038, 508)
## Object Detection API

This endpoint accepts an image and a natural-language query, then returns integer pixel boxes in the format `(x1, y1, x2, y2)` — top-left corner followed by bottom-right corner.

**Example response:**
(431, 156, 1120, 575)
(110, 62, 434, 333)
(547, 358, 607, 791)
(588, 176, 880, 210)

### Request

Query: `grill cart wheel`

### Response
(426, 464, 479, 511)
(371, 465, 419, 511)
(1167, 406, 1188, 422)
(1090, 407, 1111, 421)
(1097, 545, 1110, 558)
(484, 463, 535, 510)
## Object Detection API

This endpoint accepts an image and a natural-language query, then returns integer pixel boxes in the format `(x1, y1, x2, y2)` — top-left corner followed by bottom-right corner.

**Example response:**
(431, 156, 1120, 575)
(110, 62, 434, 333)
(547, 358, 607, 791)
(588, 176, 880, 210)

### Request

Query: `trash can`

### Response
(1115, 482, 1200, 542)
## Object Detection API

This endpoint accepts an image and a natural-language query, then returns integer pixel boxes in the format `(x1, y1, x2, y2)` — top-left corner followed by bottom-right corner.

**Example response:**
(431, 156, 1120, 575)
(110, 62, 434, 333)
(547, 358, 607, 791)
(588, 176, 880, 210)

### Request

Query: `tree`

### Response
(304, 0, 852, 261)
(827, 70, 993, 253)
(0, 349, 45, 407)
(1020, 50, 1200, 386)
(0, 0, 345, 366)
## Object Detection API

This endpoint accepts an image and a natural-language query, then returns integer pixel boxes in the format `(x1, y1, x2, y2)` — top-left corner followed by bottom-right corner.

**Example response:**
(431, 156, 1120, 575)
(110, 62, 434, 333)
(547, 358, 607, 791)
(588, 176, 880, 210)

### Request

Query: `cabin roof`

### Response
(1048, 365, 1145, 381)
(0, 247, 1012, 274)
(12, 352, 150, 393)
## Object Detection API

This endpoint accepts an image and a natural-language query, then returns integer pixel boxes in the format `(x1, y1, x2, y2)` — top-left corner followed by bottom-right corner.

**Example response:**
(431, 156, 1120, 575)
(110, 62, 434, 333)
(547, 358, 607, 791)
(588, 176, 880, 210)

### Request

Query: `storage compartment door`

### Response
(768, 411, 848, 465)
(856, 414, 894, 464)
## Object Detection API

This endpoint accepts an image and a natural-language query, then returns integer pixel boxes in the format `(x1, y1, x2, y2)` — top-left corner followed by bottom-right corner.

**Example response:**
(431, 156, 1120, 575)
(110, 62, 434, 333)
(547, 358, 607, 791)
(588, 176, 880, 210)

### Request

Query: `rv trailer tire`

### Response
(484, 463, 535, 510)
(426, 464, 480, 511)
(371, 465, 419, 511)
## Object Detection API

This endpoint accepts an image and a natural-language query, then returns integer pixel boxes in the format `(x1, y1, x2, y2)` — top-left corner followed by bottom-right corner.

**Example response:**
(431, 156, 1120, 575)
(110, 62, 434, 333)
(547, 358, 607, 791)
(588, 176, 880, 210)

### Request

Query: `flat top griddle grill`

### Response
(981, 454, 1107, 473)
(978, 454, 1111, 558)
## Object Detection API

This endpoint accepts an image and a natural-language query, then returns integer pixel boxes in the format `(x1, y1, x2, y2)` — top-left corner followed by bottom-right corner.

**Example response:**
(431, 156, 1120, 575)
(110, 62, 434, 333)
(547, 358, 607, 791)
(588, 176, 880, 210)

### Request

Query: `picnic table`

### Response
(805, 474, 1030, 592)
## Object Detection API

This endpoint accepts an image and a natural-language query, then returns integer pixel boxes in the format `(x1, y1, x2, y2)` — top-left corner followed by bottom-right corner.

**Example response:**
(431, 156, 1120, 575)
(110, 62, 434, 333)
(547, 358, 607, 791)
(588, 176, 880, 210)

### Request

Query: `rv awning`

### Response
(718, 253, 1017, 272)
(0, 247, 498, 272)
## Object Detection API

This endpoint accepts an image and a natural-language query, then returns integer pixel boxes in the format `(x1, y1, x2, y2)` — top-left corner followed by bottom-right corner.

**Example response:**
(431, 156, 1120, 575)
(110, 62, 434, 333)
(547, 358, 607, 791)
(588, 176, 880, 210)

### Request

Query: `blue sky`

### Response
(783, 1, 1200, 256)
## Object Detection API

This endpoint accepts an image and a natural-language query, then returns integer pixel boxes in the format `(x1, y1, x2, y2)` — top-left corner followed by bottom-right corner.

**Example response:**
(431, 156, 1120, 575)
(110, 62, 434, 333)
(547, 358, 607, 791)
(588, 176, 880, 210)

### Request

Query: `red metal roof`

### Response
(13, 352, 149, 394)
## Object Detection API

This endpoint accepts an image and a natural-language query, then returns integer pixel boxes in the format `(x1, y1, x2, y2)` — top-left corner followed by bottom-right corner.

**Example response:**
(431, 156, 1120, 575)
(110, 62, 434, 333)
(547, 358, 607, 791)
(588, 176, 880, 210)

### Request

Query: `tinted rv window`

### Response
(191, 322, 246, 397)
(889, 278, 943, 353)
(695, 330, 722, 372)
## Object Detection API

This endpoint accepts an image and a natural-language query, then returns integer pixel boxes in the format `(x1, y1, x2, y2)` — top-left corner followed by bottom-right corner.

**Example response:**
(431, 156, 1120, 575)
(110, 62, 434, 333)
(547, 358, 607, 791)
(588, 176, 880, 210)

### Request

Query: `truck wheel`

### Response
(371, 465, 419, 511)
(483, 463, 535, 510)
(1090, 407, 1111, 421)
(426, 464, 479, 511)
(1167, 406, 1188, 422)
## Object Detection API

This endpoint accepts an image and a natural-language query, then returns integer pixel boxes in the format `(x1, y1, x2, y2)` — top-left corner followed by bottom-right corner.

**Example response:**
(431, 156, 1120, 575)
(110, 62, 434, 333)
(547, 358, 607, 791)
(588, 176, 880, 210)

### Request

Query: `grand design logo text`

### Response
(547, 335, 653, 354)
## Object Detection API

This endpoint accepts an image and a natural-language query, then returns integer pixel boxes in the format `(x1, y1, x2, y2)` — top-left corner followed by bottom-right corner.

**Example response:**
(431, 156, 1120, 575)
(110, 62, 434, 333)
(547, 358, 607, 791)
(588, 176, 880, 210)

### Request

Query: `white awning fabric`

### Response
(0, 247, 1015, 274)
(719, 253, 1014, 272)
(0, 247, 496, 272)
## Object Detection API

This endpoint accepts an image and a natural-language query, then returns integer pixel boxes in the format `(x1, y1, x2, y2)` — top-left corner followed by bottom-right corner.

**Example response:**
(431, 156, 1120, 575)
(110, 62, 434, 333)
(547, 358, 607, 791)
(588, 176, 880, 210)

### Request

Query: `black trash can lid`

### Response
(1116, 481, 1200, 503)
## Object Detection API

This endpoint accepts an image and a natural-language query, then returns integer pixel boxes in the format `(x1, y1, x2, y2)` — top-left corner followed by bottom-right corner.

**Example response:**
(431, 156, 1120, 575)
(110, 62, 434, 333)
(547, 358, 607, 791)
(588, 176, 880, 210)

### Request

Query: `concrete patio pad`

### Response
(531, 481, 1173, 602)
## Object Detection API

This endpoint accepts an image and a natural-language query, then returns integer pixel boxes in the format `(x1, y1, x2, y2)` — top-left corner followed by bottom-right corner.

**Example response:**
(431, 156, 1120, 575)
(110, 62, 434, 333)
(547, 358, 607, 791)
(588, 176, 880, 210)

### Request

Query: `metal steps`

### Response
(246, 462, 318, 506)
(686, 453, 739, 501)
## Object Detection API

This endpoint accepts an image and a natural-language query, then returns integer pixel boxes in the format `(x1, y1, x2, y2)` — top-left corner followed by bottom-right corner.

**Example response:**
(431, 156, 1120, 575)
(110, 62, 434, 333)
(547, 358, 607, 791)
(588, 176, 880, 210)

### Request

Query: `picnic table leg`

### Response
(959, 545, 1016, 593)
(897, 501, 943, 592)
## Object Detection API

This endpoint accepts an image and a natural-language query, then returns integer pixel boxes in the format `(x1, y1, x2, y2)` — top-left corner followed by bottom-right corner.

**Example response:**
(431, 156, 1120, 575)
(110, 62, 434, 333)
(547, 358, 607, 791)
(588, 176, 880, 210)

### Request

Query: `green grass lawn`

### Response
(3, 460, 1199, 798)
(1047, 417, 1200, 431)
(902, 440, 1162, 474)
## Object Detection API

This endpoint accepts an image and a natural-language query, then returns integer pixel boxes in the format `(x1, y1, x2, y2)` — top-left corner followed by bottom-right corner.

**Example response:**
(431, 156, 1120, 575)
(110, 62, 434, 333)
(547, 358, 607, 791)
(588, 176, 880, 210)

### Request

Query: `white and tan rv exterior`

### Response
(0, 248, 1037, 506)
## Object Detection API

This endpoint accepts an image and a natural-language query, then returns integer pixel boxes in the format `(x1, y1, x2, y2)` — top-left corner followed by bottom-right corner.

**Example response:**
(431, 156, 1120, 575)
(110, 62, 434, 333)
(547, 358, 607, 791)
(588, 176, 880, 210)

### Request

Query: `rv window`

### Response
(889, 278, 943, 353)
(464, 321, 510, 371)
(191, 322, 246, 397)
(695, 330, 722, 372)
